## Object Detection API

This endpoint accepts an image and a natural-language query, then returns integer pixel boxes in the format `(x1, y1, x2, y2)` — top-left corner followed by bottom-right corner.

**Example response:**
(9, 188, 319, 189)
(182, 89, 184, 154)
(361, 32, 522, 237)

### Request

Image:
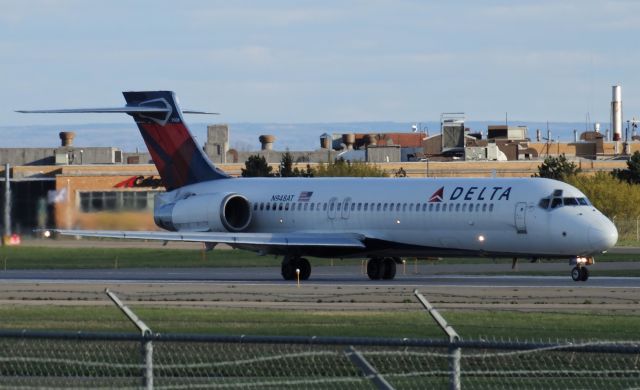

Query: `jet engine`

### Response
(154, 193, 252, 232)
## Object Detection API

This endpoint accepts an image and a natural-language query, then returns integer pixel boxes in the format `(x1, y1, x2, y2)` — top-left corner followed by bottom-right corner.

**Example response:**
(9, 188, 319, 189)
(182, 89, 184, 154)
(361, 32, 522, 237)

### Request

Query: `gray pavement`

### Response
(1, 265, 639, 288)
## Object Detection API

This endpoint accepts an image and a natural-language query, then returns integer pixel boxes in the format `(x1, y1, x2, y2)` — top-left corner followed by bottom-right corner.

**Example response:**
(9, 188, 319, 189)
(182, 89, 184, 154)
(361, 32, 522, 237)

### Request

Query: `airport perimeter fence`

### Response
(0, 330, 639, 390)
(613, 217, 640, 242)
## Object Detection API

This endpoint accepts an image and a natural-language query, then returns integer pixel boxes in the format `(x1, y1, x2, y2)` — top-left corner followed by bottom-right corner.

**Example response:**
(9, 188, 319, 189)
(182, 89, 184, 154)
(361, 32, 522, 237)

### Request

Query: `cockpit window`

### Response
(563, 197, 579, 206)
(540, 194, 591, 210)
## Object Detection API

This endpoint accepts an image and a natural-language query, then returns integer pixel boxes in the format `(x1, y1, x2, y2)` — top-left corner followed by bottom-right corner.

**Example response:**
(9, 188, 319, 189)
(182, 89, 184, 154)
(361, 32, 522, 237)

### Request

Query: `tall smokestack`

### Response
(612, 85, 622, 141)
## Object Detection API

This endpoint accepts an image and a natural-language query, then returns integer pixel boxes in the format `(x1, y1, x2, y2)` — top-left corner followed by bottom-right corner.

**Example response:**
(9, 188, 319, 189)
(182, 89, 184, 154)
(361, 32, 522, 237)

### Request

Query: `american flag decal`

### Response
(298, 191, 313, 202)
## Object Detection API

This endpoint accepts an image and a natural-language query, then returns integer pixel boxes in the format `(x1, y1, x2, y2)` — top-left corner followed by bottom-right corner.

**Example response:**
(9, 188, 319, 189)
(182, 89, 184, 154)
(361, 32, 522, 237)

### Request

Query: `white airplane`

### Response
(19, 91, 618, 282)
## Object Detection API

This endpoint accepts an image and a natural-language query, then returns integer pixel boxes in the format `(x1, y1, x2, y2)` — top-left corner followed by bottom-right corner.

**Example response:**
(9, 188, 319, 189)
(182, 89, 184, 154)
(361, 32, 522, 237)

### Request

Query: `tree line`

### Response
(537, 152, 640, 219)
(241, 152, 386, 178)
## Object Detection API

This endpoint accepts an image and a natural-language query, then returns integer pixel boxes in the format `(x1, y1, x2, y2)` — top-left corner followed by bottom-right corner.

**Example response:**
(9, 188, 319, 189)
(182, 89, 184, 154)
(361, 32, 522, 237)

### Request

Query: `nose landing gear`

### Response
(570, 257, 593, 282)
(571, 266, 589, 282)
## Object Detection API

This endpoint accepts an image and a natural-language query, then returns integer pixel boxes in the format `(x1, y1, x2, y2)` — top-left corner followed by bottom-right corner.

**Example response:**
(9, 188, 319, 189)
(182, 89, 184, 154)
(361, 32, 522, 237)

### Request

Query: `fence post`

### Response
(414, 289, 460, 390)
(106, 289, 153, 390)
(345, 346, 395, 390)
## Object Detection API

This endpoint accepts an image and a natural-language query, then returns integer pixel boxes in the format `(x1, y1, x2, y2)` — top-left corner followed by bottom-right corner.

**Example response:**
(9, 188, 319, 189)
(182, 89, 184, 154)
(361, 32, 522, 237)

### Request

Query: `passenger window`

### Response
(323, 203, 328, 211)
(279, 203, 284, 211)
(284, 203, 290, 211)
(396, 203, 401, 211)
(260, 202, 264, 211)
(266, 203, 271, 211)
(422, 204, 427, 212)
(351, 203, 356, 211)
(383, 203, 388, 212)
(304, 203, 309, 211)
(435, 204, 440, 211)
(377, 203, 381, 211)
(336, 203, 341, 211)
(449, 204, 454, 211)
(409, 204, 414, 212)
(455, 203, 460, 212)
(253, 203, 257, 211)
(429, 204, 434, 212)
(357, 203, 362, 211)
(364, 203, 368, 211)
(482, 204, 487, 212)
(462, 204, 467, 212)
(489, 204, 494, 212)
(272, 203, 277, 210)
(403, 204, 407, 212)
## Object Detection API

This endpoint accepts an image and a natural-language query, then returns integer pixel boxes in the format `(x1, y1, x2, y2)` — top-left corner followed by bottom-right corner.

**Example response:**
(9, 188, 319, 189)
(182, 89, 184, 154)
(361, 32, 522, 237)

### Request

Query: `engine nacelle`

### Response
(154, 193, 252, 232)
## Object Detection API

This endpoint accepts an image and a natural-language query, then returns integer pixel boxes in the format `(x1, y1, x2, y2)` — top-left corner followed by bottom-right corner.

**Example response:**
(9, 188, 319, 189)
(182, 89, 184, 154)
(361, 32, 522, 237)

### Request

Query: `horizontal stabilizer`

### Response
(51, 229, 367, 248)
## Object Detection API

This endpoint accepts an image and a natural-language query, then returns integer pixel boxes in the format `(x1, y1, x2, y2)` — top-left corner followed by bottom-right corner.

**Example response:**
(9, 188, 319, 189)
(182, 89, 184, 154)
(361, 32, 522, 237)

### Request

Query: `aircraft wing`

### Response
(51, 229, 366, 248)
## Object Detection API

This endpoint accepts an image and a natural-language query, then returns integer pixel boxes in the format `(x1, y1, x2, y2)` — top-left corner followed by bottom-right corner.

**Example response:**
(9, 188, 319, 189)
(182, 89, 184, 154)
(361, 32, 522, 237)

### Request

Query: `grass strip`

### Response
(0, 306, 637, 341)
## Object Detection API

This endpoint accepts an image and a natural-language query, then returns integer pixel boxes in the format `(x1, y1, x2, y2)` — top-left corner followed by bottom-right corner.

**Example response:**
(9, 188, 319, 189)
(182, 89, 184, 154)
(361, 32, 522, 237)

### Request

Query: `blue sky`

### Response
(2, 0, 639, 128)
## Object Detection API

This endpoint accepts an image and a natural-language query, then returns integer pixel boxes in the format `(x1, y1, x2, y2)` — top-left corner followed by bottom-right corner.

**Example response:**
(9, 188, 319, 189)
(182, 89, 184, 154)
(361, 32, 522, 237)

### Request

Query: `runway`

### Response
(1, 265, 640, 288)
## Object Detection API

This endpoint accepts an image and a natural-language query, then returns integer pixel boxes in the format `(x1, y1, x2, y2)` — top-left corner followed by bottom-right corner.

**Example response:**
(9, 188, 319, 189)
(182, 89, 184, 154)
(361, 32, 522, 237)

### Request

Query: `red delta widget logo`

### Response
(428, 186, 512, 202)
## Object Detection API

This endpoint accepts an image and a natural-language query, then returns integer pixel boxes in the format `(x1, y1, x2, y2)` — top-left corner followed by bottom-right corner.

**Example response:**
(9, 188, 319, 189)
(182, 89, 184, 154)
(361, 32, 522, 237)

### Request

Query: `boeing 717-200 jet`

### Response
(18, 91, 618, 282)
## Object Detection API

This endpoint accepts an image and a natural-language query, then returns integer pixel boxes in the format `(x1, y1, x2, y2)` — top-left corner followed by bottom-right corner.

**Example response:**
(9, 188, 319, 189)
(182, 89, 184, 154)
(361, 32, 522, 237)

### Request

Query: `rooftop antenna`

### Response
(585, 112, 591, 133)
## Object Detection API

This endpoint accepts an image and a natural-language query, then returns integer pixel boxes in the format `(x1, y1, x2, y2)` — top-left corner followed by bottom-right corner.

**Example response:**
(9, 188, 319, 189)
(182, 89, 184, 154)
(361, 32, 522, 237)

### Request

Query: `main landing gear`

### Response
(281, 256, 311, 281)
(366, 257, 399, 280)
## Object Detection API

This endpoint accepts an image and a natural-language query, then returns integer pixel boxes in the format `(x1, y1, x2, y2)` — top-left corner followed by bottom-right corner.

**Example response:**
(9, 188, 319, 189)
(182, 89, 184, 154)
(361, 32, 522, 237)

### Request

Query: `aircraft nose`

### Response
(588, 222, 618, 252)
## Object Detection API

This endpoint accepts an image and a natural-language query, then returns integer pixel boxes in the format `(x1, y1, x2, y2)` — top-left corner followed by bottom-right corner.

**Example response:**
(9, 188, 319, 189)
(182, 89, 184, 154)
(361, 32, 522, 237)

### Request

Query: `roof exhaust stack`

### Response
(259, 135, 275, 151)
(59, 131, 75, 147)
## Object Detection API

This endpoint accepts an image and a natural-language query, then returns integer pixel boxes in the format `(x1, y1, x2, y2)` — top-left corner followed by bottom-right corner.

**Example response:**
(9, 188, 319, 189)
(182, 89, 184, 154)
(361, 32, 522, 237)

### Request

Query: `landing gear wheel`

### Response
(298, 258, 311, 280)
(281, 257, 312, 281)
(366, 258, 384, 280)
(382, 258, 397, 280)
(571, 267, 581, 282)
(579, 267, 589, 282)
(281, 258, 296, 280)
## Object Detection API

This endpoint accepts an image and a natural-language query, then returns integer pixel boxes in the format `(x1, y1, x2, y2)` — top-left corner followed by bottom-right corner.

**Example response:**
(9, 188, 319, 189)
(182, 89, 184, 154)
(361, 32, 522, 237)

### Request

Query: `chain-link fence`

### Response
(613, 217, 640, 242)
(0, 331, 639, 389)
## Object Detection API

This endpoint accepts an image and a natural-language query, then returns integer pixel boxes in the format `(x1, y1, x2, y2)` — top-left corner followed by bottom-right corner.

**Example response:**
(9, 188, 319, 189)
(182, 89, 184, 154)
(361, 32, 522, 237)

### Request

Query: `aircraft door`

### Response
(515, 202, 527, 234)
(327, 197, 338, 220)
(341, 197, 352, 219)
